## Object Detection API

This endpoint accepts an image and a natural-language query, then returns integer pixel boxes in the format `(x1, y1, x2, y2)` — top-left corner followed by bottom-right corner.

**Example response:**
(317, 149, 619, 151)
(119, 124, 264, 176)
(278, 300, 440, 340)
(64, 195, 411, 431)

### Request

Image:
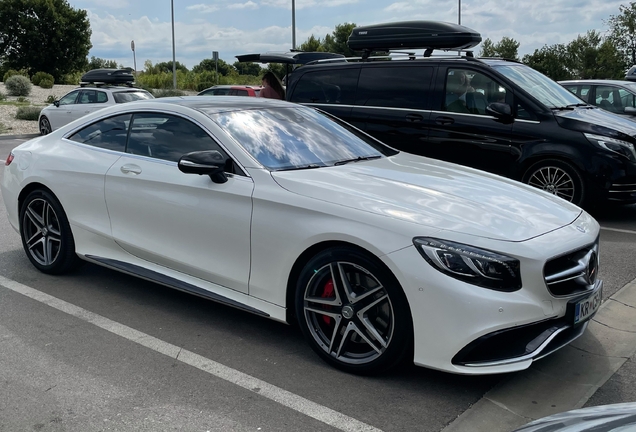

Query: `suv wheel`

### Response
(39, 116, 52, 135)
(522, 159, 585, 206)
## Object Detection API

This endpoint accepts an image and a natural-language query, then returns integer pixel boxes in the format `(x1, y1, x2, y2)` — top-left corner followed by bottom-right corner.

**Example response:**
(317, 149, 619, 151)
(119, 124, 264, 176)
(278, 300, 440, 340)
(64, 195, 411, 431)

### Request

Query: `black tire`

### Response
(19, 189, 81, 274)
(39, 116, 52, 135)
(295, 246, 413, 375)
(522, 159, 586, 207)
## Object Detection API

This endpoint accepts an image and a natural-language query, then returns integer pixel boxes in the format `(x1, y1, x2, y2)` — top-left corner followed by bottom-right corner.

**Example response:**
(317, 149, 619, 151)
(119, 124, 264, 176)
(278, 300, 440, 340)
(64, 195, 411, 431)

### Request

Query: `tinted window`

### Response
(127, 114, 225, 162)
(79, 90, 107, 104)
(563, 85, 591, 103)
(356, 66, 433, 109)
(214, 88, 231, 95)
(445, 69, 507, 115)
(58, 91, 79, 106)
(113, 91, 153, 103)
(68, 114, 131, 152)
(212, 107, 385, 171)
(237, 89, 248, 96)
(291, 68, 359, 104)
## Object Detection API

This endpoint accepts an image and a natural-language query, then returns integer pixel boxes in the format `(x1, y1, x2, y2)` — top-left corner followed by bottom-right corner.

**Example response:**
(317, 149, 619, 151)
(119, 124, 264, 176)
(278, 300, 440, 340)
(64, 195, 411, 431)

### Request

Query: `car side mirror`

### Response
(486, 102, 514, 122)
(53, 100, 60, 107)
(625, 106, 636, 115)
(178, 150, 228, 184)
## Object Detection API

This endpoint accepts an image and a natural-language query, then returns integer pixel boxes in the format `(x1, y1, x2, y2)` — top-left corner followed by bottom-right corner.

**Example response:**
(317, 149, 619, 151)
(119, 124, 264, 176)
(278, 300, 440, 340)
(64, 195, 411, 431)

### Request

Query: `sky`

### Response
(70, 0, 628, 70)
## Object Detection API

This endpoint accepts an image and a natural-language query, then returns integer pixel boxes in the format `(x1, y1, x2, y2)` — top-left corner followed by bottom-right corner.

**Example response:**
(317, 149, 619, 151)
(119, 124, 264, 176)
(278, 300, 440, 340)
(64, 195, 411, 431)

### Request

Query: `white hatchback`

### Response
(3, 97, 603, 375)
(38, 85, 153, 135)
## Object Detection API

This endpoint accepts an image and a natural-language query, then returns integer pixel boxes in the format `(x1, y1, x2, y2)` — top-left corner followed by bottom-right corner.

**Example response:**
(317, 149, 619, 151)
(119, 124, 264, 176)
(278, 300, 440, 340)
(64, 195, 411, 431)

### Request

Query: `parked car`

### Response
(514, 403, 636, 431)
(39, 85, 153, 135)
(2, 96, 602, 375)
(197, 85, 262, 97)
(241, 22, 636, 208)
(560, 79, 636, 119)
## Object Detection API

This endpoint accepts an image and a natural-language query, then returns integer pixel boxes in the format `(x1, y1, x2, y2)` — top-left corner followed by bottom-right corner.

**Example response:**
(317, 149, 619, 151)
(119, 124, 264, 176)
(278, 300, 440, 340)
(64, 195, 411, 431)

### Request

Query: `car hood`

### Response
(271, 153, 582, 242)
(513, 402, 636, 431)
(555, 106, 636, 141)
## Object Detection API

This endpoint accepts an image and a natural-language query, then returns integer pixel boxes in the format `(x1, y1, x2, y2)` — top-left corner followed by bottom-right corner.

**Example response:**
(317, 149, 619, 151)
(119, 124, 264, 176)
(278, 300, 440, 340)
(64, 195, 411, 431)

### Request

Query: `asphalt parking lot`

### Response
(1, 135, 635, 432)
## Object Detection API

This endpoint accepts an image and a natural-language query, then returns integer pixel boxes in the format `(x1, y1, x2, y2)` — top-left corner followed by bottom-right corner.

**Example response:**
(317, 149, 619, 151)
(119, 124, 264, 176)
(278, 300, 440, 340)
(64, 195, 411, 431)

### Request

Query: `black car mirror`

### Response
(486, 102, 513, 122)
(625, 106, 636, 115)
(178, 150, 228, 184)
(53, 100, 60, 107)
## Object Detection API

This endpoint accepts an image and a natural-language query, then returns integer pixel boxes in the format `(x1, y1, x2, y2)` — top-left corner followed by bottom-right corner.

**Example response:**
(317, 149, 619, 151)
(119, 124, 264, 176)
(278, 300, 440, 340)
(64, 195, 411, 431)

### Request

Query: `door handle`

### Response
(435, 116, 455, 125)
(120, 164, 142, 175)
(405, 114, 424, 122)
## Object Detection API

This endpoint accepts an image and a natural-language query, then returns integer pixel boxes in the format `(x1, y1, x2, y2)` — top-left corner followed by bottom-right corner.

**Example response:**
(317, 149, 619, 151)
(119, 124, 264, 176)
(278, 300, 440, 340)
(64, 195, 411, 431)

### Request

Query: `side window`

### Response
(619, 88, 635, 109)
(290, 68, 359, 104)
(595, 86, 622, 114)
(127, 114, 228, 163)
(58, 90, 79, 106)
(79, 90, 99, 104)
(96, 91, 109, 103)
(515, 100, 536, 121)
(68, 114, 131, 152)
(444, 69, 507, 115)
(237, 89, 248, 96)
(355, 66, 433, 109)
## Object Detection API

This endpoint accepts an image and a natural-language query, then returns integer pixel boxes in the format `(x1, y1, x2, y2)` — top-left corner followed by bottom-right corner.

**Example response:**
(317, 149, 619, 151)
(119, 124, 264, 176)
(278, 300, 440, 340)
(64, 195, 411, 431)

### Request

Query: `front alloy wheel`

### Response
(523, 159, 585, 206)
(20, 190, 80, 274)
(296, 247, 412, 374)
(39, 116, 52, 135)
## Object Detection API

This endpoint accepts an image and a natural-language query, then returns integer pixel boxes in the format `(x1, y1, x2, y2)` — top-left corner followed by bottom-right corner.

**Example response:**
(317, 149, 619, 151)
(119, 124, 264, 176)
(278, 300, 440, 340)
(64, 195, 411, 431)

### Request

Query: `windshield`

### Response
(212, 107, 386, 170)
(113, 91, 154, 103)
(493, 64, 583, 108)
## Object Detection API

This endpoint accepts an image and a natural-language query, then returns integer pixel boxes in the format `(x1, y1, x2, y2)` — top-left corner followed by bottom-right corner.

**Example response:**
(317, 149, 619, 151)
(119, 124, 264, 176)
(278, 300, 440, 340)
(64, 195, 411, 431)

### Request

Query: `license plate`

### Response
(574, 285, 602, 325)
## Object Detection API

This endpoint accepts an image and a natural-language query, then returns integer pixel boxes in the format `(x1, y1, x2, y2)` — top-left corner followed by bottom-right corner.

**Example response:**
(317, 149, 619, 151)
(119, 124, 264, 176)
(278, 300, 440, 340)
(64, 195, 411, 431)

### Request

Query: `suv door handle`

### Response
(120, 164, 142, 175)
(405, 114, 424, 122)
(435, 116, 455, 125)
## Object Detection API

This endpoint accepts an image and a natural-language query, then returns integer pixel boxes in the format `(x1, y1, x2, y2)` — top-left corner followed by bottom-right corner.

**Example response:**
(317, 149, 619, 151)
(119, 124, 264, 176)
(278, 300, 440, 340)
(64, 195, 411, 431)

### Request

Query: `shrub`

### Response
(5, 75, 32, 96)
(46, 95, 56, 104)
(152, 88, 186, 98)
(15, 106, 42, 121)
(16, 96, 29, 103)
(0, 92, 6, 101)
(32, 71, 55, 86)
(3, 69, 29, 82)
(60, 71, 83, 85)
(39, 78, 54, 89)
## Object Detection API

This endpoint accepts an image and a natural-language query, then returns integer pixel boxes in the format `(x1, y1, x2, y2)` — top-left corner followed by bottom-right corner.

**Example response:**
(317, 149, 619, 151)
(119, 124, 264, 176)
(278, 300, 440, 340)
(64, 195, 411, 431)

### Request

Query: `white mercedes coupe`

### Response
(1, 97, 603, 375)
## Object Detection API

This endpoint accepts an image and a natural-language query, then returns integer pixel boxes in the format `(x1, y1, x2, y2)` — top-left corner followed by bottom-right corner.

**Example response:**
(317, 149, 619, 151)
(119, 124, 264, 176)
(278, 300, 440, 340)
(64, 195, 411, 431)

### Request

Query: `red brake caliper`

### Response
(321, 279, 334, 325)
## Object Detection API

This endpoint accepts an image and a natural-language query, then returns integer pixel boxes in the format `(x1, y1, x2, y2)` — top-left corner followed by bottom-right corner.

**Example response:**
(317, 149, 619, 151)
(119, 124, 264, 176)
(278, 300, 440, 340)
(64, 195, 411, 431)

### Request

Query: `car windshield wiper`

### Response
(566, 103, 592, 108)
(276, 163, 324, 171)
(550, 105, 576, 111)
(333, 155, 382, 166)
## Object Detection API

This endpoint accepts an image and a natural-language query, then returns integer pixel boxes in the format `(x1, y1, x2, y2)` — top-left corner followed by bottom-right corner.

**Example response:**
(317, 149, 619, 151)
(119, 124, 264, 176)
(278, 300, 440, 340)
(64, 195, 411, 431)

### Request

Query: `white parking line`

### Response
(600, 226, 636, 235)
(0, 275, 382, 432)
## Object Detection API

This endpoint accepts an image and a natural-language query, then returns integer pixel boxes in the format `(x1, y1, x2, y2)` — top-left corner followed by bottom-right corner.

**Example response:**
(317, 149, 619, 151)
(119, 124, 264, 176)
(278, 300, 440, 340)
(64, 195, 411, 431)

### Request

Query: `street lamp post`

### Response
(292, 0, 296, 49)
(458, 0, 461, 25)
(171, 0, 176, 89)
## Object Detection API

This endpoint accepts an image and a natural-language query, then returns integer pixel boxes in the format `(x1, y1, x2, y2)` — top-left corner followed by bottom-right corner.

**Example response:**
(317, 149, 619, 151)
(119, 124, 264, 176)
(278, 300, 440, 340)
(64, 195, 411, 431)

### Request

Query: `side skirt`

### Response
(84, 255, 270, 317)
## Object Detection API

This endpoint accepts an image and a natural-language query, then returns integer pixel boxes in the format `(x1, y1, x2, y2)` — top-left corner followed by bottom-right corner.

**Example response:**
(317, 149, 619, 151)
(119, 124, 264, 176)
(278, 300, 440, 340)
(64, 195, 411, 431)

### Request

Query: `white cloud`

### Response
(83, 0, 129, 8)
(228, 1, 259, 10)
(186, 4, 220, 13)
(260, 0, 357, 10)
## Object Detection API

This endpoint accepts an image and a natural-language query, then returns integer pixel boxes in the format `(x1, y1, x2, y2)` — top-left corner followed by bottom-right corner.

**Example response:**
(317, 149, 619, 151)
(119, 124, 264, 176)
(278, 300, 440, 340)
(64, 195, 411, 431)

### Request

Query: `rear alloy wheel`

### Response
(296, 247, 412, 374)
(20, 190, 80, 274)
(522, 159, 585, 206)
(39, 116, 52, 135)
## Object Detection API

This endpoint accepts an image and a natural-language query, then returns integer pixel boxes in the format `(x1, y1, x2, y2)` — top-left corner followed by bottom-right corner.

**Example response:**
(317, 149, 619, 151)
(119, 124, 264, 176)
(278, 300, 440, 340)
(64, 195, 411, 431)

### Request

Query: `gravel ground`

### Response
(0, 83, 76, 135)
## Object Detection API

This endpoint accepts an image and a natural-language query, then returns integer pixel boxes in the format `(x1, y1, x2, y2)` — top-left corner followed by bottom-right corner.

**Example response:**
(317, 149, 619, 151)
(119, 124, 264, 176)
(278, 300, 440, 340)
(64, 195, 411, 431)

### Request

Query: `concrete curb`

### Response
(442, 279, 636, 432)
(0, 133, 39, 140)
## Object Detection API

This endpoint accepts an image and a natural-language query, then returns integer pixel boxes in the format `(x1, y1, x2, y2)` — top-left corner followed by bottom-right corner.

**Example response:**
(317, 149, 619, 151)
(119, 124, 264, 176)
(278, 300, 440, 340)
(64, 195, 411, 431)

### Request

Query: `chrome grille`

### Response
(543, 241, 599, 297)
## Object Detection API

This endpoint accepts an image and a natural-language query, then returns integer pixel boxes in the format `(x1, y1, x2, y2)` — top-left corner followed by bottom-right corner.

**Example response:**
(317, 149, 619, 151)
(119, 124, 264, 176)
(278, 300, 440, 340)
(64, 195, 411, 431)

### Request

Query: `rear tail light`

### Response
(5, 152, 14, 166)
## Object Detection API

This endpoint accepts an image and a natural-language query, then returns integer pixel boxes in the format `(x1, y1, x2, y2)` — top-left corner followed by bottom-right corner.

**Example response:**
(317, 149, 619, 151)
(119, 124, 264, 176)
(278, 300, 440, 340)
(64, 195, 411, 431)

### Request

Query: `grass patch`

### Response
(15, 106, 42, 121)
(0, 100, 31, 107)
(0, 122, 9, 134)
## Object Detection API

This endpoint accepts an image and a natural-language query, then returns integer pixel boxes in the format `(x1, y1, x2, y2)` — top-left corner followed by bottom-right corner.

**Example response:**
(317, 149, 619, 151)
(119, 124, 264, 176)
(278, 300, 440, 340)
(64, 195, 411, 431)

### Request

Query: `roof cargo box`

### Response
(80, 68, 135, 84)
(347, 21, 482, 52)
(235, 51, 345, 65)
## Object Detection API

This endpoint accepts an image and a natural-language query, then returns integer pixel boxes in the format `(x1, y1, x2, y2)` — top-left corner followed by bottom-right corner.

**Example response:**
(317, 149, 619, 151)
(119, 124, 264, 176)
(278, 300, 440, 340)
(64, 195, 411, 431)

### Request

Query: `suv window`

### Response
(68, 114, 131, 152)
(127, 113, 227, 162)
(58, 90, 80, 106)
(355, 66, 433, 109)
(444, 69, 507, 115)
(113, 91, 153, 103)
(79, 90, 108, 104)
(291, 68, 358, 104)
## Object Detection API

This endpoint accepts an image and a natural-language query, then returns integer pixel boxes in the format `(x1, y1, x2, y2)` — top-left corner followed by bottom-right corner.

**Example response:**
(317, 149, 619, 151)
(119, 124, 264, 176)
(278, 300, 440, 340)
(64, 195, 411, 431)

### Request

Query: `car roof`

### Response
(559, 79, 633, 86)
(148, 95, 294, 114)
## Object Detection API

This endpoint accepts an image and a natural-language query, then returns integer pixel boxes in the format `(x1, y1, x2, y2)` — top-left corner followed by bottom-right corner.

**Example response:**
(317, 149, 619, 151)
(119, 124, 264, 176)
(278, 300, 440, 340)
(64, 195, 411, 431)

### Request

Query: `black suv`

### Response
(268, 22, 636, 208)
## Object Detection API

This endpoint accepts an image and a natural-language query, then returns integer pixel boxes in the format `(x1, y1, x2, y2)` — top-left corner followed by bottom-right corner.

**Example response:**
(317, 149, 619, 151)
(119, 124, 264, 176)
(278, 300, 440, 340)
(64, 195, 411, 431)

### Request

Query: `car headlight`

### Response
(413, 237, 522, 292)
(585, 133, 636, 162)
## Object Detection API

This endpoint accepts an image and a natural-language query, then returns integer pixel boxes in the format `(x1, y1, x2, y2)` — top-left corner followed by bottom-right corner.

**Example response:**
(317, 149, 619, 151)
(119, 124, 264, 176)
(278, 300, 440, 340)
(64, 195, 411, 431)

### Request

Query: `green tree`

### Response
(299, 35, 324, 52)
(265, 63, 287, 80)
(232, 61, 262, 76)
(153, 61, 189, 74)
(522, 44, 573, 81)
(193, 58, 235, 76)
(479, 37, 520, 60)
(606, 2, 636, 67)
(323, 23, 358, 56)
(567, 30, 625, 79)
(0, 0, 92, 80)
(87, 56, 118, 70)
